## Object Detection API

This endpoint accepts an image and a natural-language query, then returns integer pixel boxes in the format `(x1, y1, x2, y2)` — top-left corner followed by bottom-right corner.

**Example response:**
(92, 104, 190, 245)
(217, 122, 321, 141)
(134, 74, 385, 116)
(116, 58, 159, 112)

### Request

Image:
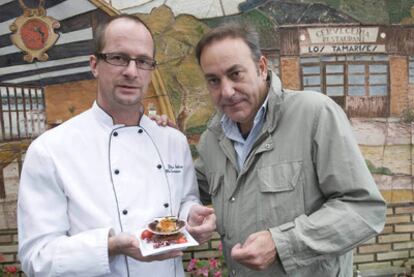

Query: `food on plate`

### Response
(140, 230, 153, 240)
(140, 229, 188, 249)
(148, 216, 186, 234)
(157, 217, 178, 233)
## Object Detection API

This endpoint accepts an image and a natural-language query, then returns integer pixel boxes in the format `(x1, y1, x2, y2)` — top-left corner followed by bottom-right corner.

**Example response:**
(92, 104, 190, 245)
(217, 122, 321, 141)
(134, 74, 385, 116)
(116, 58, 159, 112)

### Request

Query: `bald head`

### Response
(93, 14, 155, 57)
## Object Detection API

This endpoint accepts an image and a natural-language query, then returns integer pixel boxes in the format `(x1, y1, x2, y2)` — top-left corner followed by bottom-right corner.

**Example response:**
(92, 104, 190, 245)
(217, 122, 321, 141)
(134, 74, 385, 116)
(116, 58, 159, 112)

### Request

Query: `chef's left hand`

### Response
(231, 230, 276, 271)
(186, 204, 216, 244)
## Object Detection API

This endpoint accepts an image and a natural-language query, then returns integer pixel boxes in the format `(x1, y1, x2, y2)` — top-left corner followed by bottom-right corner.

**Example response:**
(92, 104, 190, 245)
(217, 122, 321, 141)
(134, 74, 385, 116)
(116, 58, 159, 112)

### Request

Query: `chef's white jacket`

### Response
(18, 102, 200, 277)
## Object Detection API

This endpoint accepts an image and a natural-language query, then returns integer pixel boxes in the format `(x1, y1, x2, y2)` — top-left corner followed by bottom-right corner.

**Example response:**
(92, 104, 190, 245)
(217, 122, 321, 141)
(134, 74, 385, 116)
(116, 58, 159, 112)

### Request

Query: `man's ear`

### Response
(258, 55, 268, 81)
(89, 55, 99, 78)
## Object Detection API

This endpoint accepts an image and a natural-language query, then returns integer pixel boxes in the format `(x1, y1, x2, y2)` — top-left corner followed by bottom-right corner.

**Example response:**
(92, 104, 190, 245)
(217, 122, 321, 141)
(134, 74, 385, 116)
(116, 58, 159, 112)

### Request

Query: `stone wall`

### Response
(351, 118, 414, 203)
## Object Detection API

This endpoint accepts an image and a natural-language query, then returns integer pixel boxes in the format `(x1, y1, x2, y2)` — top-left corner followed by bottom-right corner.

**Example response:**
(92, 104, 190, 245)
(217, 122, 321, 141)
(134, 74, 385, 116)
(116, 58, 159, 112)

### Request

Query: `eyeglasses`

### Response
(96, 53, 157, 70)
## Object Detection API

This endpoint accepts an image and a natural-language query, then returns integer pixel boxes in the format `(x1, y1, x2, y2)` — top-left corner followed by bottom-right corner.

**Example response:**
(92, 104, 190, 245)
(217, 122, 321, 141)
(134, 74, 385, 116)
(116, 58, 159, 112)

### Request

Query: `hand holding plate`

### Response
(108, 232, 183, 261)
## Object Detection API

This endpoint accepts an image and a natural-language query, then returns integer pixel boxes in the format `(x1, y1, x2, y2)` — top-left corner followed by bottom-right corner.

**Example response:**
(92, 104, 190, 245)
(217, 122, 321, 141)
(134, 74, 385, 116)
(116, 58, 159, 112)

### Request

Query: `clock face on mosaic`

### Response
(20, 18, 50, 50)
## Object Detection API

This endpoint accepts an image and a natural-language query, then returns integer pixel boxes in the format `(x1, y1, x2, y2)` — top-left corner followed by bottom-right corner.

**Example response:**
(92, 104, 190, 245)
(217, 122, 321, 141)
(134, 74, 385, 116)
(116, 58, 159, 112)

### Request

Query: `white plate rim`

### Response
(138, 228, 199, 257)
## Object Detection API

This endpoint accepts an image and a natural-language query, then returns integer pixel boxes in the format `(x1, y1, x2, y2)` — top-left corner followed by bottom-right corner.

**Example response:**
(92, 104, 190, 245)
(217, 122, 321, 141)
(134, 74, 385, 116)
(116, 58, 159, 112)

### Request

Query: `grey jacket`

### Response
(195, 73, 386, 277)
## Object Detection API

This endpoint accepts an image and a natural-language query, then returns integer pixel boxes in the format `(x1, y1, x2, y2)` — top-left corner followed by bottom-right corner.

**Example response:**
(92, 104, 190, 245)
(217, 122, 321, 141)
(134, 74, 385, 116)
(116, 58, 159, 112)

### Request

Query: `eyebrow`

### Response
(111, 52, 154, 59)
(204, 64, 243, 79)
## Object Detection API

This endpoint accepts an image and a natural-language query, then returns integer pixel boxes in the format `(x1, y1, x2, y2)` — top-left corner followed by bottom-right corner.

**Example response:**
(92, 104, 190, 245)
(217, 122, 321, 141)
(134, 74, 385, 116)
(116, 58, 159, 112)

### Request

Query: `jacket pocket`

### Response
(208, 172, 225, 236)
(257, 161, 305, 227)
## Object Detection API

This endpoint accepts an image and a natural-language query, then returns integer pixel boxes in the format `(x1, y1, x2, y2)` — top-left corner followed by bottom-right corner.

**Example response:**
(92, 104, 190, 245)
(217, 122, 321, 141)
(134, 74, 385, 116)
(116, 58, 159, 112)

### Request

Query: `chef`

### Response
(17, 14, 216, 277)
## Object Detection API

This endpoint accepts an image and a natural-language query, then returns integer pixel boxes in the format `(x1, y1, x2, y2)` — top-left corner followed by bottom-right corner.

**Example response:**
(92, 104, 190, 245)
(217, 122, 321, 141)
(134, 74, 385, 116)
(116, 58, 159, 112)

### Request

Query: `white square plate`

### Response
(138, 228, 199, 257)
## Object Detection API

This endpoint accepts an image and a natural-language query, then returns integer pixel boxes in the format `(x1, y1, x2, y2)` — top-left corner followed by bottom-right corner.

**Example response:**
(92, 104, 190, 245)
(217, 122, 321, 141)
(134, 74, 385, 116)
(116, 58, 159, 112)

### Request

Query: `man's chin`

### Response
(226, 113, 250, 124)
(115, 97, 142, 107)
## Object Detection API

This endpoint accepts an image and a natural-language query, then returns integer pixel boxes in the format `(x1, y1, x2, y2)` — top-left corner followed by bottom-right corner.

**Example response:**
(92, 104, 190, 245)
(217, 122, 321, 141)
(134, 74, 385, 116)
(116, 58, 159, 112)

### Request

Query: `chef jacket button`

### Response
(163, 203, 169, 208)
(138, 129, 143, 134)
(122, 209, 128, 215)
(113, 131, 118, 137)
(230, 197, 235, 202)
(265, 143, 271, 149)
(114, 169, 120, 175)
(157, 164, 162, 169)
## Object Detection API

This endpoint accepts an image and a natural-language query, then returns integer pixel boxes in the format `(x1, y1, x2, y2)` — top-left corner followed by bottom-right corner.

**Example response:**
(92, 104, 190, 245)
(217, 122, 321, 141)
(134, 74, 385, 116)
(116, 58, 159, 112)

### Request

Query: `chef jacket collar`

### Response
(92, 101, 124, 128)
(92, 101, 145, 129)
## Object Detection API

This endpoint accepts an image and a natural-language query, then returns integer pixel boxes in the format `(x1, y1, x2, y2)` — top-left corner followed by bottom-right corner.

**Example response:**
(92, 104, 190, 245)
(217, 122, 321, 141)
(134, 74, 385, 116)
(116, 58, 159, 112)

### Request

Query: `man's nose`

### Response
(221, 79, 235, 98)
(122, 60, 139, 78)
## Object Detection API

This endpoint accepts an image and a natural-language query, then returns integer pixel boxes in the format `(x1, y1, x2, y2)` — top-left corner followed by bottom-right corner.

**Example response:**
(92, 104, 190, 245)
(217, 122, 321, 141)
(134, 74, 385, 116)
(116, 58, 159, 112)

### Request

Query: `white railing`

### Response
(0, 84, 46, 141)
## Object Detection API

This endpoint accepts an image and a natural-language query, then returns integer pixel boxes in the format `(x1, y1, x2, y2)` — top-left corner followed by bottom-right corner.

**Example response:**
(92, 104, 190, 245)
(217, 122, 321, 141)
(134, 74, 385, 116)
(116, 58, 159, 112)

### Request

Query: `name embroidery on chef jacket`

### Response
(165, 164, 184, 174)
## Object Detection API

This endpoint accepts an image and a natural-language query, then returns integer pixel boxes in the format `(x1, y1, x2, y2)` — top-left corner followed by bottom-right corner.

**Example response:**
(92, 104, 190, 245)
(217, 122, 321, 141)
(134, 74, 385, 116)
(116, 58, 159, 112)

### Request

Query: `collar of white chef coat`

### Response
(92, 101, 144, 128)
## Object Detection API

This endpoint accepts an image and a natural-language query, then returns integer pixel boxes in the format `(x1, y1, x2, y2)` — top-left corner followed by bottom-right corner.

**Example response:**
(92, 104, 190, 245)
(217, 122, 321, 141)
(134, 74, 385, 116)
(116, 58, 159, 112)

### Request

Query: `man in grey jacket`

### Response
(194, 23, 386, 276)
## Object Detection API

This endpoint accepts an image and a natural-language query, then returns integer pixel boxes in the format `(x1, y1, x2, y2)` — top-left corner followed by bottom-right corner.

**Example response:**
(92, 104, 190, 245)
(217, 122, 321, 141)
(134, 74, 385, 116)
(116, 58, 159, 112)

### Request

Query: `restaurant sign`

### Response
(299, 27, 386, 55)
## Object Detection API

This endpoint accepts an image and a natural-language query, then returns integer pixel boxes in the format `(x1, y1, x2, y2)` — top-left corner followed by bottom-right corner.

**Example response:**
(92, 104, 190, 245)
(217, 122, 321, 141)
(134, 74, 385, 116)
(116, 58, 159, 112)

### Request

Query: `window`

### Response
(301, 57, 321, 92)
(409, 56, 414, 84)
(325, 64, 344, 96)
(0, 84, 45, 141)
(301, 55, 389, 117)
(301, 55, 389, 97)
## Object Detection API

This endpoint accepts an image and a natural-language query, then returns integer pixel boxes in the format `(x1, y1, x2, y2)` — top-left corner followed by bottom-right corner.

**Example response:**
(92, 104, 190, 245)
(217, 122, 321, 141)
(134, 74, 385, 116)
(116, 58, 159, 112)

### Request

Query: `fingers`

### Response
(187, 206, 216, 244)
(141, 250, 183, 262)
(158, 115, 168, 126)
(230, 231, 277, 271)
(148, 114, 168, 126)
(166, 119, 177, 128)
(187, 213, 216, 234)
(231, 243, 246, 260)
(242, 233, 257, 247)
(189, 205, 215, 225)
(191, 204, 214, 215)
(231, 243, 261, 270)
(187, 218, 215, 242)
(198, 206, 215, 217)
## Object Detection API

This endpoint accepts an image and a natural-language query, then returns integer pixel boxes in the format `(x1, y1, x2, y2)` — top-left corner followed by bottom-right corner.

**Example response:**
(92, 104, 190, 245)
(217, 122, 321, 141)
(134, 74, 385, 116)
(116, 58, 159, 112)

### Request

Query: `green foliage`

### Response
(366, 160, 394, 176)
(189, 144, 199, 159)
(401, 107, 414, 123)
(341, 0, 389, 24)
(195, 25, 205, 35)
(187, 241, 228, 276)
(326, 0, 341, 9)
(186, 125, 207, 135)
(385, 0, 414, 23)
(300, 0, 341, 9)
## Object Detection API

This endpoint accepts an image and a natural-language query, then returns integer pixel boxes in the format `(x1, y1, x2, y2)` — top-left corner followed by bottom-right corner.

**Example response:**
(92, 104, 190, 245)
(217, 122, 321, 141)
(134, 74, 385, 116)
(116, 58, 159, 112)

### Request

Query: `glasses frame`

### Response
(96, 53, 157, 70)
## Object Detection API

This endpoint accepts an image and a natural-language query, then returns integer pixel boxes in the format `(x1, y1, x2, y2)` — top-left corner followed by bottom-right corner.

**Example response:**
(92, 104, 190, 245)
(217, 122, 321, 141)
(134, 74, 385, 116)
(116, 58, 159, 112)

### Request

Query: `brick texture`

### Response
(0, 202, 413, 277)
(389, 56, 409, 116)
(359, 243, 392, 254)
(355, 202, 414, 274)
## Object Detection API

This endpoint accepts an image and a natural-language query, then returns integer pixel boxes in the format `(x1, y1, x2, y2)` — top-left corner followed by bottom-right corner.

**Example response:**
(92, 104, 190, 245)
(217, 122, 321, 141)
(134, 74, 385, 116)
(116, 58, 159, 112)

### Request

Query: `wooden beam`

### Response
(88, 0, 120, 16)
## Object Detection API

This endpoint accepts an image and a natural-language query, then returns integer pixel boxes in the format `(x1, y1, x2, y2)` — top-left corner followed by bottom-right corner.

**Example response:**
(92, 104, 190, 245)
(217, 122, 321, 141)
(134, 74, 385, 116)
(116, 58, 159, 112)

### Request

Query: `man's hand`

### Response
(148, 114, 176, 128)
(108, 232, 182, 262)
(186, 204, 216, 244)
(231, 230, 276, 271)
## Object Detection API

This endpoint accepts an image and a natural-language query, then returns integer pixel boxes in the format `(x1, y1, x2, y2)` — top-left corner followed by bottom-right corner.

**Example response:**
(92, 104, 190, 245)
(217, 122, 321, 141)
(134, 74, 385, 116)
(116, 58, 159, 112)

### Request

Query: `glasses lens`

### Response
(99, 53, 156, 70)
(136, 58, 156, 70)
(106, 54, 129, 66)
